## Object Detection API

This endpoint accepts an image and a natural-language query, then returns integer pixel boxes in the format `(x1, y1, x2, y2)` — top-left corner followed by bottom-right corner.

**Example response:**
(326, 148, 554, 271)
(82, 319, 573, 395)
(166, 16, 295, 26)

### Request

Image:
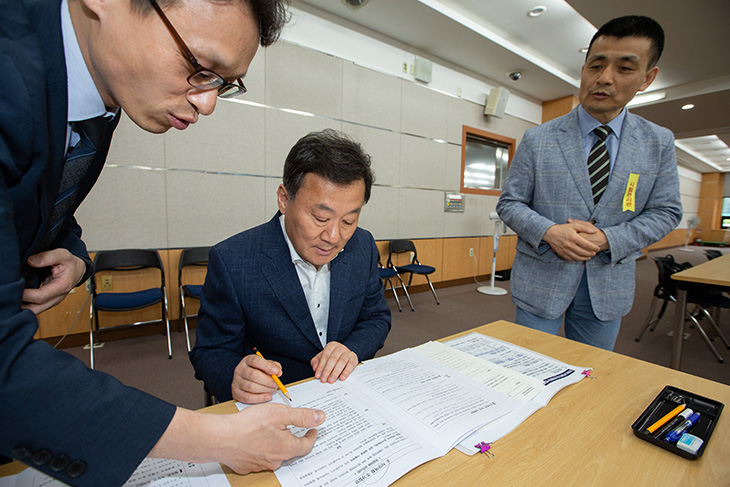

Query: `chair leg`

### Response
(696, 307, 730, 349)
(89, 300, 95, 370)
(395, 272, 414, 311)
(685, 310, 724, 363)
(650, 300, 669, 333)
(424, 275, 440, 305)
(162, 288, 172, 360)
(181, 291, 192, 352)
(385, 278, 402, 312)
(635, 296, 660, 342)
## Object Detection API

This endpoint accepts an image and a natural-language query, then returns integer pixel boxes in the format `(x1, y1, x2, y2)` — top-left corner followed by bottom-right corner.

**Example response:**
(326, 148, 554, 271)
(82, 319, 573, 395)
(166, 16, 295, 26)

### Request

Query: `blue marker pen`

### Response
(665, 412, 700, 443)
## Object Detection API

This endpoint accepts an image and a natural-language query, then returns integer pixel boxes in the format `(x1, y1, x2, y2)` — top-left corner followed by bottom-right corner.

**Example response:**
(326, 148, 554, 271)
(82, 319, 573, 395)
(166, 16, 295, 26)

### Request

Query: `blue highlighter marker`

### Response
(665, 412, 700, 443)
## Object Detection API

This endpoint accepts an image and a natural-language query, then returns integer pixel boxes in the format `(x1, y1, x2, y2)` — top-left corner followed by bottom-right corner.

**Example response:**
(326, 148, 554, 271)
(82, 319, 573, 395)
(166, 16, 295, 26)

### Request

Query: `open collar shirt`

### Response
(279, 215, 331, 348)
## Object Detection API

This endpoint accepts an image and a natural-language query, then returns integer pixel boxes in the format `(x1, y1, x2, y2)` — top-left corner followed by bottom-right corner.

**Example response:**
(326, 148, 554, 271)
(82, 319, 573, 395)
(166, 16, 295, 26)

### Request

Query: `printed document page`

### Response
(270, 348, 521, 487)
(7, 459, 229, 487)
(441, 332, 589, 455)
(446, 332, 587, 405)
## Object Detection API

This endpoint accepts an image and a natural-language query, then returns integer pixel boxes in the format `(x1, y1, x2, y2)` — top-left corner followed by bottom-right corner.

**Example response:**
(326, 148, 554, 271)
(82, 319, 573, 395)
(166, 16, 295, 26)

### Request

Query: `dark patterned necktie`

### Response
(587, 125, 611, 205)
(34, 116, 111, 253)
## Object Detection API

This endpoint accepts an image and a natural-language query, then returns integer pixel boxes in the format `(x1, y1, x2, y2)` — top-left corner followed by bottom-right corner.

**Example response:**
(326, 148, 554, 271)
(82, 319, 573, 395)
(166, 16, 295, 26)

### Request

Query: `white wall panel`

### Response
(164, 101, 266, 175)
(76, 166, 167, 251)
(400, 81, 449, 141)
(399, 135, 448, 190)
(342, 63, 401, 132)
(398, 189, 445, 239)
(359, 186, 399, 241)
(264, 109, 342, 177)
(165, 171, 267, 248)
(343, 123, 401, 187)
(265, 42, 343, 119)
(107, 115, 164, 168)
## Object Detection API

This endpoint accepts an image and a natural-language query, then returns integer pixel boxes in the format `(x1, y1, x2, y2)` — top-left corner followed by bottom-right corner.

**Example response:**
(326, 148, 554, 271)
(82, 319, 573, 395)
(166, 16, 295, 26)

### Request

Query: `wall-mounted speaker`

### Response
(484, 87, 510, 118)
(414, 56, 432, 83)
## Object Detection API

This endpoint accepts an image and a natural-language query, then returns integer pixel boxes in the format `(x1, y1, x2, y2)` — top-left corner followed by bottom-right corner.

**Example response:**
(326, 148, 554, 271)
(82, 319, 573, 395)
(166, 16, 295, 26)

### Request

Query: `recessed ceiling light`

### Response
(528, 6, 546, 17)
(579, 47, 588, 54)
(681, 104, 695, 110)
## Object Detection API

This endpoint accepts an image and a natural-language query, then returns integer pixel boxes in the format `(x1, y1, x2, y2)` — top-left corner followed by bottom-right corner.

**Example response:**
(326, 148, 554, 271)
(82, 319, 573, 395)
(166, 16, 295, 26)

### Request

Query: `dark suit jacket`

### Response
(0, 1, 175, 485)
(190, 214, 392, 402)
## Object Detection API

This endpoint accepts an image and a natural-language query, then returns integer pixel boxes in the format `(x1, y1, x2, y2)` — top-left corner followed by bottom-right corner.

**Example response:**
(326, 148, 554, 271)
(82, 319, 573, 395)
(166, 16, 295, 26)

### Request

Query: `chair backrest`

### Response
(388, 240, 418, 265)
(653, 256, 689, 297)
(91, 249, 164, 294)
(179, 247, 210, 268)
(178, 247, 210, 282)
(705, 249, 722, 260)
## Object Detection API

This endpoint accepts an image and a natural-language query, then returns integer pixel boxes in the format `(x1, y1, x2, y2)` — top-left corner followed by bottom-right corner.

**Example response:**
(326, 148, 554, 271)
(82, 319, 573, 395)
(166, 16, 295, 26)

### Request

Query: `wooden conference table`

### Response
(217, 320, 730, 486)
(2, 320, 728, 485)
(671, 252, 730, 369)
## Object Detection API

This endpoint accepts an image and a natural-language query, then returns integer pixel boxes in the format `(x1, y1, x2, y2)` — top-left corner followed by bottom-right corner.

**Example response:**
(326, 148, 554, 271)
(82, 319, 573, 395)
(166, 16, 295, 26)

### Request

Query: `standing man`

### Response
(1, 0, 325, 485)
(190, 129, 391, 404)
(496, 15, 682, 350)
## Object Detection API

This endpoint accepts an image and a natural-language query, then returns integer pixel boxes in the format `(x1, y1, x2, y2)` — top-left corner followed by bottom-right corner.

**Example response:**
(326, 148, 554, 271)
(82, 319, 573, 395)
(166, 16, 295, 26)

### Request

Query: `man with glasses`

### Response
(1, 0, 325, 485)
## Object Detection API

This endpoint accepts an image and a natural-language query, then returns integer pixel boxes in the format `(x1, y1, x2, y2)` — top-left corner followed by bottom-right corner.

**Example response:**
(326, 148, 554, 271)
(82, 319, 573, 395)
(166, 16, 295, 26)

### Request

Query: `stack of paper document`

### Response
(242, 332, 588, 487)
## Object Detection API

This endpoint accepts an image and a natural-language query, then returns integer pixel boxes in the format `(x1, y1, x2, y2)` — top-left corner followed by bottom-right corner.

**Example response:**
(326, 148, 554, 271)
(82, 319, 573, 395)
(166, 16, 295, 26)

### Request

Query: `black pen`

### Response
(653, 408, 693, 438)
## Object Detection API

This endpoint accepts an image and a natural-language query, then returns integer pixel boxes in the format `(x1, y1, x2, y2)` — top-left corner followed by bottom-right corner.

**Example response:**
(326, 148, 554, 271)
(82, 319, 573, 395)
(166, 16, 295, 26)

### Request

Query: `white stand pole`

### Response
(478, 220, 508, 296)
(678, 227, 694, 252)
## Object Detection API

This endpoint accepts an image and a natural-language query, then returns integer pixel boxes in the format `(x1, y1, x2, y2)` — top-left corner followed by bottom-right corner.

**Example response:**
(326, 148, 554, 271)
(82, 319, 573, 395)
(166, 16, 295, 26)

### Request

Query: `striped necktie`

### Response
(587, 125, 611, 205)
(34, 116, 111, 254)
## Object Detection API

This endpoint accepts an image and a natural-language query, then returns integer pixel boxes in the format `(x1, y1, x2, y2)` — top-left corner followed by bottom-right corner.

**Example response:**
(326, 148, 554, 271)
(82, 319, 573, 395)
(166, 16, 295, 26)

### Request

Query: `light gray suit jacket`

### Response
(496, 107, 682, 321)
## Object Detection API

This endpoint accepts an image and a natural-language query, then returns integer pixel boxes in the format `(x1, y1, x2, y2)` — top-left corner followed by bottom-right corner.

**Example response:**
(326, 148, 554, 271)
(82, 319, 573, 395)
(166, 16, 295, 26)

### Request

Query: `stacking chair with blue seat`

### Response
(378, 259, 413, 312)
(89, 249, 171, 369)
(178, 246, 210, 352)
(387, 239, 439, 306)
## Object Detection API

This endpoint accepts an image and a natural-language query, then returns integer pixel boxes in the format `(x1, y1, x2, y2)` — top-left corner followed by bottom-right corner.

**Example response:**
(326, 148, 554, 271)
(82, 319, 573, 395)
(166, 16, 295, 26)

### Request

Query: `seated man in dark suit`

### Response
(190, 129, 392, 404)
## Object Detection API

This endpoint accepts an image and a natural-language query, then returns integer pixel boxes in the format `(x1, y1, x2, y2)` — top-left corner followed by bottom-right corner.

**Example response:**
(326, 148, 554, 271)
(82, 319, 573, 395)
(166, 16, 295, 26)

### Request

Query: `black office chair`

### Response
(387, 239, 439, 306)
(635, 255, 730, 363)
(89, 249, 171, 369)
(705, 249, 723, 260)
(178, 247, 210, 352)
(378, 259, 413, 312)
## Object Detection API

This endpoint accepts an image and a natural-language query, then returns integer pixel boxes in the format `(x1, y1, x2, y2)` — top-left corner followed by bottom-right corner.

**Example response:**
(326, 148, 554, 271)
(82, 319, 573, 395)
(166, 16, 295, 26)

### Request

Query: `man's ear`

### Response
(277, 184, 289, 215)
(638, 66, 659, 92)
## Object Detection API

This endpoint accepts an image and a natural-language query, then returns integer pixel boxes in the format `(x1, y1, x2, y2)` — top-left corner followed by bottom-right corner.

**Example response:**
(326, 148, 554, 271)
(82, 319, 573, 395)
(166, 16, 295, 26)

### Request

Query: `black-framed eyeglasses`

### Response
(148, 0, 247, 98)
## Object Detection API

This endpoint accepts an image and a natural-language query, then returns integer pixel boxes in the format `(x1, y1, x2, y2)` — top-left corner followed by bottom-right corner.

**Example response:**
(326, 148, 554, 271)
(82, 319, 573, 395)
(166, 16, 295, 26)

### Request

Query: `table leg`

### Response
(671, 289, 687, 369)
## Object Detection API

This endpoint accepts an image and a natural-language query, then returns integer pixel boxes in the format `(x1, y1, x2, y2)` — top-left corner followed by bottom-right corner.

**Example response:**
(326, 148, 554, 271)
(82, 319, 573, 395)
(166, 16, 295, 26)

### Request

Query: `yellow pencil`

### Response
(254, 348, 291, 401)
(646, 404, 685, 434)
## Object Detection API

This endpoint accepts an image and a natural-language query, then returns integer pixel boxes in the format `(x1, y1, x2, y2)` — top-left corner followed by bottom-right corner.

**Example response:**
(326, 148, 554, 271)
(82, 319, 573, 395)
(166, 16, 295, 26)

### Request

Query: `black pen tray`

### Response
(631, 385, 723, 459)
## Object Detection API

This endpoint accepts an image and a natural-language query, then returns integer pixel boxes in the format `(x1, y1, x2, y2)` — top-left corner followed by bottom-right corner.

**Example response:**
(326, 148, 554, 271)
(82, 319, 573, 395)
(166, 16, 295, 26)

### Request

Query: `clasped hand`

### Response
(543, 219, 609, 261)
(232, 342, 358, 404)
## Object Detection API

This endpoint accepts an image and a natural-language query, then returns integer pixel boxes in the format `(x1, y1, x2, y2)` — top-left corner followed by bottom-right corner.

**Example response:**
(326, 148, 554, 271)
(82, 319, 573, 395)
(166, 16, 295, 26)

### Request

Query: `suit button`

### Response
(67, 459, 87, 478)
(50, 454, 70, 472)
(32, 449, 53, 466)
(11, 446, 32, 461)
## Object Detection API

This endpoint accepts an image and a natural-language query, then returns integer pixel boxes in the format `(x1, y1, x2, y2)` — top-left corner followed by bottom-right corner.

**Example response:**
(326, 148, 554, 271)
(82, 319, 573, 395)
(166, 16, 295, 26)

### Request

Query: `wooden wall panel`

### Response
(36, 286, 91, 339)
(542, 95, 579, 123)
(441, 237, 481, 281)
(698, 173, 725, 230)
(477, 237, 493, 276)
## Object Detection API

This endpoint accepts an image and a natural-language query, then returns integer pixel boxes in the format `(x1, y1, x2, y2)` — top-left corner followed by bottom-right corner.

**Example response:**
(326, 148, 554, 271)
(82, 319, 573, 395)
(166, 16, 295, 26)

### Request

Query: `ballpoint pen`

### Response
(254, 348, 292, 401)
(665, 412, 700, 443)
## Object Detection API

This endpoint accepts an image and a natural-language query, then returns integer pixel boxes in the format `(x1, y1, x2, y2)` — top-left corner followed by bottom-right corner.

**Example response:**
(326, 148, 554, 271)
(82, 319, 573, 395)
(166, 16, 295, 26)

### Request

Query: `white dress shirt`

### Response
(61, 0, 116, 153)
(279, 215, 331, 348)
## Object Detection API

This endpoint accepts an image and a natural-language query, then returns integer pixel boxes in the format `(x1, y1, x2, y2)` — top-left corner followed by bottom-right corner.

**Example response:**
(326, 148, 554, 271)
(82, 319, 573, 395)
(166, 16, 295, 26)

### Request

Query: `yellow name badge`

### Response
(623, 173, 639, 212)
